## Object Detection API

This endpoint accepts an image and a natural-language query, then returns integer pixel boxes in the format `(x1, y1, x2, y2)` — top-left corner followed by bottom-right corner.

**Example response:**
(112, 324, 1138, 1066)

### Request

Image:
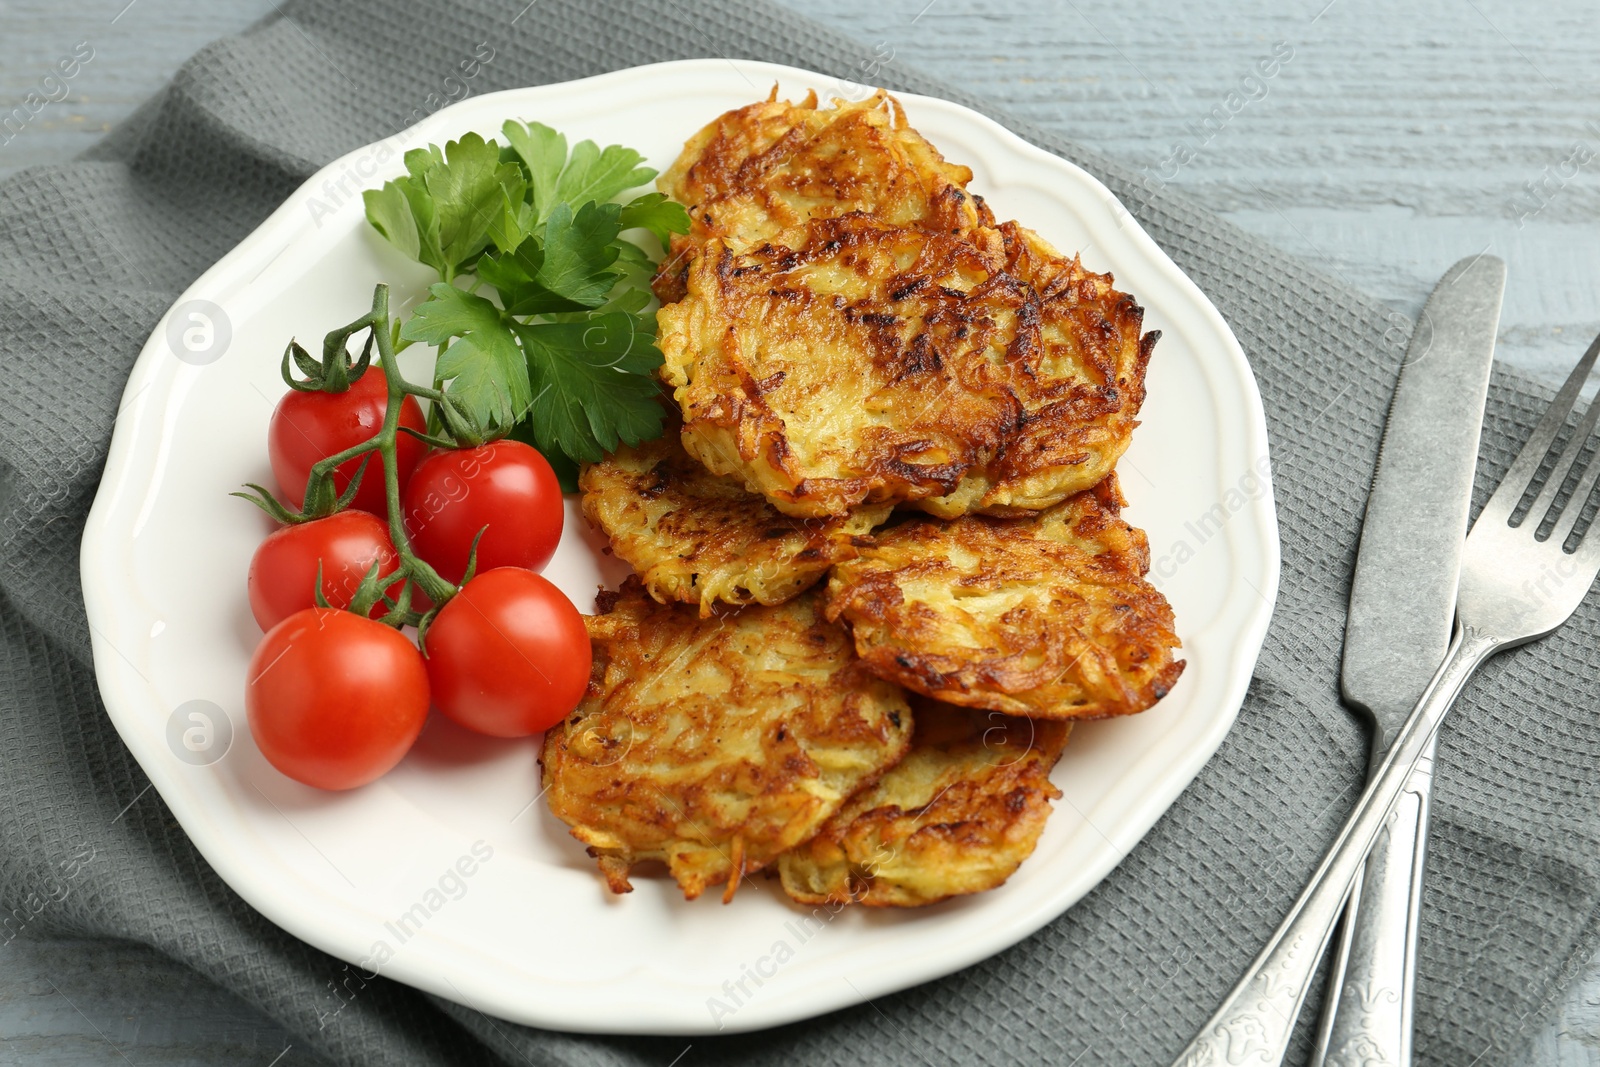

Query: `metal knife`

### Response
(1311, 254, 1506, 1066)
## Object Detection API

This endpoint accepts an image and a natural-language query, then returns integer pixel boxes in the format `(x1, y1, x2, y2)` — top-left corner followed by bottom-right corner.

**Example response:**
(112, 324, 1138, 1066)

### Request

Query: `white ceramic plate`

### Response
(81, 59, 1279, 1035)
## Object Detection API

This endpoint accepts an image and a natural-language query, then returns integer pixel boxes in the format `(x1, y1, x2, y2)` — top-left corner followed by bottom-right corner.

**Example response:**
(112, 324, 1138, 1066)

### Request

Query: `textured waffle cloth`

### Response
(1, 1, 1597, 1064)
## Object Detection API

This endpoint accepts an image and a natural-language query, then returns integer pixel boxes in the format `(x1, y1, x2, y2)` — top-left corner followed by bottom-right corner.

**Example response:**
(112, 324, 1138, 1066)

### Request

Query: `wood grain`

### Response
(1, 0, 1597, 1063)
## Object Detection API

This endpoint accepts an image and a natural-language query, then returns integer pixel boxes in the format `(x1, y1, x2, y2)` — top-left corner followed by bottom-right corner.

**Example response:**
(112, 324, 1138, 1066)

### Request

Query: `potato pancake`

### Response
(540, 579, 913, 902)
(579, 427, 891, 615)
(825, 475, 1184, 718)
(652, 88, 990, 302)
(657, 215, 1153, 518)
(779, 701, 1069, 907)
(658, 215, 1018, 516)
(921, 222, 1158, 518)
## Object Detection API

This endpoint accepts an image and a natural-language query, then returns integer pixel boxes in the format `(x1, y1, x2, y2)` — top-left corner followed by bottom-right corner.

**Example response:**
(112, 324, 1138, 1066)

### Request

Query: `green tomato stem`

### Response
(258, 282, 484, 623)
(290, 285, 460, 613)
(367, 284, 460, 608)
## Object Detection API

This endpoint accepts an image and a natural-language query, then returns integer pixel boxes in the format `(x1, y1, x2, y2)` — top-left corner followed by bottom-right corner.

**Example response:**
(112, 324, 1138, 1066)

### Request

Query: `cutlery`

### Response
(1313, 255, 1505, 1066)
(1170, 330, 1600, 1067)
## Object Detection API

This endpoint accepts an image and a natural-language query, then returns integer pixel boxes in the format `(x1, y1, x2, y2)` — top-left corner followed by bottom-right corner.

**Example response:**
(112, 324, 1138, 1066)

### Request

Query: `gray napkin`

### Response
(2, 1, 1596, 1064)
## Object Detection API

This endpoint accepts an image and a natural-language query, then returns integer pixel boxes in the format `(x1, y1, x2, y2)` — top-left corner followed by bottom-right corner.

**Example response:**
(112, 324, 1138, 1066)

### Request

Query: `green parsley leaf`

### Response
(486, 184, 535, 256)
(602, 287, 653, 315)
(500, 120, 568, 222)
(608, 236, 657, 291)
(368, 138, 525, 280)
(555, 140, 657, 209)
(404, 145, 443, 178)
(423, 133, 526, 277)
(400, 284, 531, 432)
(618, 192, 691, 248)
(369, 119, 679, 475)
(475, 198, 627, 316)
(501, 122, 657, 220)
(514, 313, 666, 463)
(364, 171, 447, 277)
(362, 181, 423, 262)
(537, 200, 624, 307)
(545, 282, 654, 323)
(475, 238, 593, 317)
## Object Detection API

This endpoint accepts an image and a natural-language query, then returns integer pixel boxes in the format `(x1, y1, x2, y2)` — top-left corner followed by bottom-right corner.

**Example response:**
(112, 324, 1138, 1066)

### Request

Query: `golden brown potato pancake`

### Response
(652, 88, 990, 302)
(826, 475, 1184, 718)
(658, 215, 1018, 517)
(540, 579, 913, 902)
(657, 215, 1154, 518)
(579, 427, 891, 616)
(779, 700, 1070, 907)
(921, 222, 1158, 518)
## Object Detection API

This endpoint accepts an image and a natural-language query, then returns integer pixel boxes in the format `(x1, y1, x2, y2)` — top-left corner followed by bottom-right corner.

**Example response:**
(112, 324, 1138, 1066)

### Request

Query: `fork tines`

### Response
(1485, 329, 1600, 550)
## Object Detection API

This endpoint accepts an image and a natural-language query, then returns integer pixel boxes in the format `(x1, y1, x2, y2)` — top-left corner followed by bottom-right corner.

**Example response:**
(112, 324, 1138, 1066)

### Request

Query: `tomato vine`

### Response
(235, 282, 485, 636)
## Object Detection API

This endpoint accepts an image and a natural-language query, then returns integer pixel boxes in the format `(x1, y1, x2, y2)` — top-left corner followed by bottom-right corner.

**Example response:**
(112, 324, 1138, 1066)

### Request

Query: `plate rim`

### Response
(80, 57, 1281, 1035)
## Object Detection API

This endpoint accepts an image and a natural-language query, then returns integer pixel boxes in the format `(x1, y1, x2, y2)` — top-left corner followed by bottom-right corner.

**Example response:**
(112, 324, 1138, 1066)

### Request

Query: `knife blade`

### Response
(1312, 254, 1505, 1066)
(1341, 254, 1505, 737)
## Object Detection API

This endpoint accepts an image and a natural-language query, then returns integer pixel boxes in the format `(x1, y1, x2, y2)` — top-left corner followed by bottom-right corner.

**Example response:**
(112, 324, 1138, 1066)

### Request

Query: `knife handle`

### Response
(1310, 740, 1436, 1067)
(1166, 624, 1494, 1067)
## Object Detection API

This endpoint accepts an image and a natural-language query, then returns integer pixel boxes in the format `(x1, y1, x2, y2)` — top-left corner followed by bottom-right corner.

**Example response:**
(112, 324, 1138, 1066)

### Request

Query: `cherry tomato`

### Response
(403, 440, 563, 585)
(246, 608, 429, 790)
(268, 368, 425, 517)
(423, 568, 590, 737)
(247, 511, 402, 631)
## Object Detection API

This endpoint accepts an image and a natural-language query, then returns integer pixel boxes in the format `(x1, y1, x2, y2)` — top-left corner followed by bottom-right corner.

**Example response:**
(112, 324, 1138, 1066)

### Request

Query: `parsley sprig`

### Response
(363, 121, 688, 489)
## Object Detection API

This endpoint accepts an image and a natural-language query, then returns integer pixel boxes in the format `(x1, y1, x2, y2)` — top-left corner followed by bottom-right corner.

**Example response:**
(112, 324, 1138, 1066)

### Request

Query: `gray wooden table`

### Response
(3, 0, 1599, 1063)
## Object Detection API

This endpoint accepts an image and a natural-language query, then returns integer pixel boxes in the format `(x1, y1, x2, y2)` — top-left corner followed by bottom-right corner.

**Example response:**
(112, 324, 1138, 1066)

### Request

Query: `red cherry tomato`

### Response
(246, 608, 429, 790)
(402, 440, 564, 584)
(247, 511, 402, 631)
(423, 568, 590, 737)
(268, 368, 425, 517)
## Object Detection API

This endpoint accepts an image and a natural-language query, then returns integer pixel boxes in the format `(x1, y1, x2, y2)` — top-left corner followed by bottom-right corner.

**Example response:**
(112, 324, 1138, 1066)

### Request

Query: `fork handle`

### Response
(1168, 623, 1498, 1067)
(1309, 738, 1436, 1067)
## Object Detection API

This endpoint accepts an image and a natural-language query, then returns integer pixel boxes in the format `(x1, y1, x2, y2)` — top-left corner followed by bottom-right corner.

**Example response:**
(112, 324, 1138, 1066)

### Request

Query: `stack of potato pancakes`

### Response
(539, 90, 1184, 907)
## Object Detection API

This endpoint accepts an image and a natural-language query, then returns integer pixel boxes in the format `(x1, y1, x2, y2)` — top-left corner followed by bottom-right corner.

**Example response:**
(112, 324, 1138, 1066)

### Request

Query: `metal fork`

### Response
(1170, 336, 1600, 1067)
